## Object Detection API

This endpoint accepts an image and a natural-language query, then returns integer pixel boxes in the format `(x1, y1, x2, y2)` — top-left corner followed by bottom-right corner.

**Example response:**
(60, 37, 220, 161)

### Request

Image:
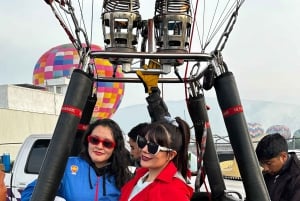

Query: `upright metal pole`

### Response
(30, 69, 93, 201)
(187, 94, 226, 199)
(214, 72, 270, 201)
(70, 93, 97, 156)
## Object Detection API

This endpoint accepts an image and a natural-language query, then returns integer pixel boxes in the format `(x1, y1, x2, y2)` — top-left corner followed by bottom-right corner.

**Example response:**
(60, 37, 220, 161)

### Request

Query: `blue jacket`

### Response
(21, 157, 120, 201)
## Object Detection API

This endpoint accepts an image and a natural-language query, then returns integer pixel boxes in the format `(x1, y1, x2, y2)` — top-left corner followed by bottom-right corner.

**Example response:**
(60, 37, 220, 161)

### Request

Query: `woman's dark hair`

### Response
(146, 117, 190, 180)
(79, 118, 132, 189)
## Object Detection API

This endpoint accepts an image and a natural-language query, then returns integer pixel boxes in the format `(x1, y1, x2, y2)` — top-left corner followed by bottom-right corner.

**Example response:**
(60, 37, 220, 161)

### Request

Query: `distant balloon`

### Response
(247, 122, 264, 138)
(266, 125, 291, 139)
(33, 43, 124, 119)
(293, 129, 300, 149)
(293, 129, 300, 138)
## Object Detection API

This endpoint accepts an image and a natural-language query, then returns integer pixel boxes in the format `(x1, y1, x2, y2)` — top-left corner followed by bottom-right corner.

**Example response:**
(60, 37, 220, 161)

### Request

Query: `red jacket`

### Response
(120, 162, 194, 201)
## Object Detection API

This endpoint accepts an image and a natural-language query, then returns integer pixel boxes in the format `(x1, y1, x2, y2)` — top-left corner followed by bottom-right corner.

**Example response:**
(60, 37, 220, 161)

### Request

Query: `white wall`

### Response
(3, 85, 63, 114)
(0, 85, 64, 160)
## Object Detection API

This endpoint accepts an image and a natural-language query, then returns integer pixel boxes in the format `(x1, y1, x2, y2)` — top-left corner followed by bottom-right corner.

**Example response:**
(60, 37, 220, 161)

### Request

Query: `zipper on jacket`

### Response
(95, 177, 99, 201)
(274, 175, 280, 183)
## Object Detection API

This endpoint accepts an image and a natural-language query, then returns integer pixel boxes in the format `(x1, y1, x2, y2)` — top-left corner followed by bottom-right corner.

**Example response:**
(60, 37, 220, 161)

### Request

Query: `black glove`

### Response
(146, 87, 171, 122)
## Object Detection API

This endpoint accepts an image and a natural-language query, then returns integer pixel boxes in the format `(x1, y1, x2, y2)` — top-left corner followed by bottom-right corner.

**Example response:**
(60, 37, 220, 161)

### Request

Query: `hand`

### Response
(136, 59, 160, 94)
(146, 87, 171, 122)
(136, 71, 159, 93)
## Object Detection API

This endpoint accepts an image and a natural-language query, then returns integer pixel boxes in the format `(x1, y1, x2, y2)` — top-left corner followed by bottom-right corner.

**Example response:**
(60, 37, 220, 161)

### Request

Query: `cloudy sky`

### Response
(1, 0, 300, 108)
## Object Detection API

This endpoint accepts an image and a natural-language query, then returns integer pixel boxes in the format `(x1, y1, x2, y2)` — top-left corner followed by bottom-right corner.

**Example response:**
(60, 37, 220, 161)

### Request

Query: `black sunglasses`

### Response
(87, 135, 115, 149)
(136, 135, 173, 155)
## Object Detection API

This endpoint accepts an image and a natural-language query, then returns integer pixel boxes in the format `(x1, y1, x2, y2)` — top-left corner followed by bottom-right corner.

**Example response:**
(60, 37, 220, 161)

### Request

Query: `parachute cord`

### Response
(190, 0, 245, 52)
(195, 124, 207, 191)
(214, 0, 245, 52)
(76, 0, 90, 47)
(202, 171, 212, 201)
(203, 0, 220, 50)
(89, 0, 94, 45)
(188, 0, 200, 54)
(49, 3, 77, 48)
(214, 9, 237, 52)
(204, 0, 232, 50)
(184, 0, 199, 103)
(195, 124, 212, 200)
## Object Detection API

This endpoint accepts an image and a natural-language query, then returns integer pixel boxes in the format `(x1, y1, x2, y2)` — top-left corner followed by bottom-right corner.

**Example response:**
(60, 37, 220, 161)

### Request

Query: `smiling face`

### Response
(140, 146, 171, 171)
(88, 125, 115, 168)
(139, 135, 176, 174)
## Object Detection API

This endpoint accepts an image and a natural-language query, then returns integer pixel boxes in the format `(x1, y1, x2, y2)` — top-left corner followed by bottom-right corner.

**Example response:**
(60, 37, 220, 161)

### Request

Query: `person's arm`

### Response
(136, 60, 171, 122)
(21, 180, 65, 201)
(146, 87, 171, 122)
(20, 179, 37, 201)
(0, 171, 7, 201)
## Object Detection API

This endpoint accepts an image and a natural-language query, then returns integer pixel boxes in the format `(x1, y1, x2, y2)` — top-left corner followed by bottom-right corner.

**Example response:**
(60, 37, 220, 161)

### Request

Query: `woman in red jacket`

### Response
(120, 117, 194, 201)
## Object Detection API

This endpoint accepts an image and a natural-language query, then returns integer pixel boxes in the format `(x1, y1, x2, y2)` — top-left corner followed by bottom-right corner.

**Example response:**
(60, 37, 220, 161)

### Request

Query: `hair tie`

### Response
(164, 116, 179, 127)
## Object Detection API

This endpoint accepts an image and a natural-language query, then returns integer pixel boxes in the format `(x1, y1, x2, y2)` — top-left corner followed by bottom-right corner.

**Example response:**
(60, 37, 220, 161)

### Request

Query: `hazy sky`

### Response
(1, 0, 300, 108)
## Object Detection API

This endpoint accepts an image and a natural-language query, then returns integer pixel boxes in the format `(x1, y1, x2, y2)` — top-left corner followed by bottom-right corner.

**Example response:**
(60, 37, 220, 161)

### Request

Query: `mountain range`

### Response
(112, 97, 300, 137)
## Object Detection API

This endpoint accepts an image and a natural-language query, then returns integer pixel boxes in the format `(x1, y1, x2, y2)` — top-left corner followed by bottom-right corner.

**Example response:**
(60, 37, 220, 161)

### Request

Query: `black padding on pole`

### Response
(187, 94, 226, 199)
(30, 69, 93, 201)
(214, 72, 270, 201)
(70, 93, 97, 156)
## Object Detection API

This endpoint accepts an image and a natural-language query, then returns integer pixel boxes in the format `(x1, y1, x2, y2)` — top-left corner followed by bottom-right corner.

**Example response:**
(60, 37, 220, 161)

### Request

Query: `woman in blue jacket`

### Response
(21, 119, 133, 201)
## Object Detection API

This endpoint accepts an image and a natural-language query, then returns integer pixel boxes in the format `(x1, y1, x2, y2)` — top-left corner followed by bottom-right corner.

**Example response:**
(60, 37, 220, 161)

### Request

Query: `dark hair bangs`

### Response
(146, 124, 170, 148)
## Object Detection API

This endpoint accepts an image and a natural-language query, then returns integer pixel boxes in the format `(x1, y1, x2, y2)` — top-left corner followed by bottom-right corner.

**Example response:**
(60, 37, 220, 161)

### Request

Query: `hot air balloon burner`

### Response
(102, 0, 142, 72)
(154, 0, 192, 67)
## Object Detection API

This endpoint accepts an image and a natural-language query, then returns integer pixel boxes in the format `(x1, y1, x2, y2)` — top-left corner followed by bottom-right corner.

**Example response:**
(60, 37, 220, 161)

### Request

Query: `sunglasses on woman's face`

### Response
(87, 135, 115, 149)
(136, 135, 173, 155)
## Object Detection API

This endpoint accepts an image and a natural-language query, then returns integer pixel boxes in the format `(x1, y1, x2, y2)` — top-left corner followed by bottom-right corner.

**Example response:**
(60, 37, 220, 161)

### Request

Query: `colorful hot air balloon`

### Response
(247, 122, 264, 138)
(266, 125, 291, 139)
(33, 43, 124, 119)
